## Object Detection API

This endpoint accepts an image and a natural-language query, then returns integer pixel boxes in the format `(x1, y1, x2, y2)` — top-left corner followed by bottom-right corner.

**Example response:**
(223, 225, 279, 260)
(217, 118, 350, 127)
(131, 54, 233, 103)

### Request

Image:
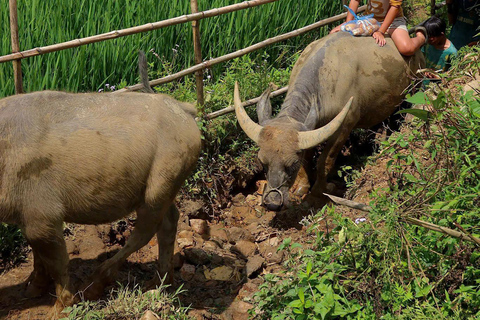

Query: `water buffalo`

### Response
(235, 32, 424, 210)
(0, 53, 201, 317)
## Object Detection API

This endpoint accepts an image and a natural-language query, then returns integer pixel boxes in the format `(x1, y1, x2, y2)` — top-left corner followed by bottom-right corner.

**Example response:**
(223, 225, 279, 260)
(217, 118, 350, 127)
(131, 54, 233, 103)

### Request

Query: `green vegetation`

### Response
(249, 48, 480, 319)
(61, 283, 192, 320)
(0, 0, 340, 97)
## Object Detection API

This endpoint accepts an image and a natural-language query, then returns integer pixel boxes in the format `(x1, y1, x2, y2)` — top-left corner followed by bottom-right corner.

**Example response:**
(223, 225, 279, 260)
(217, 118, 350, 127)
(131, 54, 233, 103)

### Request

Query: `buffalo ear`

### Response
(304, 106, 318, 130)
(257, 86, 272, 125)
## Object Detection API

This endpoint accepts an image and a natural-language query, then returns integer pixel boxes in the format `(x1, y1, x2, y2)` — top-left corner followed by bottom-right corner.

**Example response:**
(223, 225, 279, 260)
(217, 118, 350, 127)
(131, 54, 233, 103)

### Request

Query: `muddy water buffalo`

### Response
(0, 55, 201, 316)
(235, 32, 424, 210)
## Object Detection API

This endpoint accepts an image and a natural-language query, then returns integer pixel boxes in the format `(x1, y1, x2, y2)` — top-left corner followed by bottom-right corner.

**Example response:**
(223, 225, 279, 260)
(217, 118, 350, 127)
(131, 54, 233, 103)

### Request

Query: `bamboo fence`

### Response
(8, 0, 23, 94)
(3, 0, 368, 109)
(0, 0, 279, 64)
(115, 6, 367, 94)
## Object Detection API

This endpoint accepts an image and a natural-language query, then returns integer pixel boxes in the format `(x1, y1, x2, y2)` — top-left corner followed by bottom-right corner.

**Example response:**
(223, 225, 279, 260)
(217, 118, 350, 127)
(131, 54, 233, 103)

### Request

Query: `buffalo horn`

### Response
(298, 96, 354, 150)
(234, 82, 263, 144)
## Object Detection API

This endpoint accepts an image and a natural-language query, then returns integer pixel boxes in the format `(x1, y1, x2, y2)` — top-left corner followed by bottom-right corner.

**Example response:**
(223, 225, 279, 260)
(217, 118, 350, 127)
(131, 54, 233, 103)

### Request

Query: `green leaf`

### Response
(298, 288, 305, 304)
(288, 299, 303, 308)
(396, 108, 431, 121)
(406, 92, 428, 104)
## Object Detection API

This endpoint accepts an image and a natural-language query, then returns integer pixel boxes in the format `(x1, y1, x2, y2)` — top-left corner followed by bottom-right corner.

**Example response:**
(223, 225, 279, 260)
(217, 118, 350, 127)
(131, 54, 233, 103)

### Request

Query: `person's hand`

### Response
(372, 31, 386, 46)
(330, 25, 342, 34)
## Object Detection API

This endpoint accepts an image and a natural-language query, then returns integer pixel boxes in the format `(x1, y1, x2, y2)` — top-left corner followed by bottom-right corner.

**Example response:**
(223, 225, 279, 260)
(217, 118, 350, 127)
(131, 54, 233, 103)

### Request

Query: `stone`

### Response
(222, 301, 254, 320)
(246, 255, 265, 278)
(227, 227, 254, 243)
(184, 247, 210, 265)
(231, 193, 246, 205)
(180, 263, 196, 281)
(204, 266, 234, 281)
(190, 219, 208, 235)
(258, 240, 284, 264)
(182, 199, 207, 219)
(208, 225, 229, 244)
(231, 240, 256, 258)
(140, 310, 160, 320)
(177, 237, 194, 249)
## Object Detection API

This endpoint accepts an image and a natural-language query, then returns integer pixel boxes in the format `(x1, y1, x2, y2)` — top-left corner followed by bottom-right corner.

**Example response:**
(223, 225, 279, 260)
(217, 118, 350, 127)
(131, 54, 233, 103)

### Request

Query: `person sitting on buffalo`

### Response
(331, 0, 427, 56)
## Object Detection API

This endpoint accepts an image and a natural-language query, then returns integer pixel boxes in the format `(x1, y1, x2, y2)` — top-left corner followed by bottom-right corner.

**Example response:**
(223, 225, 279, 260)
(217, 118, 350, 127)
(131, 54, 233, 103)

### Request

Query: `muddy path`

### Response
(0, 190, 333, 320)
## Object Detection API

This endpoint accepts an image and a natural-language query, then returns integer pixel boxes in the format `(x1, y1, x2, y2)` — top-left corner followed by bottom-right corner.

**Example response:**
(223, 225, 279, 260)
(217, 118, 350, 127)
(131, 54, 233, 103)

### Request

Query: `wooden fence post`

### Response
(9, 0, 23, 94)
(191, 0, 204, 106)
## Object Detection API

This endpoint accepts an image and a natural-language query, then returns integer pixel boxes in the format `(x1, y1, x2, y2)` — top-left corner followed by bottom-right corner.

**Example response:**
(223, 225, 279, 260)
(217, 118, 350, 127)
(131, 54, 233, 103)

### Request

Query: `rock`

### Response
(246, 255, 265, 278)
(178, 230, 194, 239)
(203, 240, 220, 251)
(208, 225, 229, 244)
(258, 240, 284, 264)
(222, 301, 254, 320)
(66, 241, 79, 255)
(184, 247, 210, 265)
(245, 194, 260, 206)
(182, 199, 207, 219)
(180, 263, 196, 281)
(227, 227, 254, 243)
(231, 240, 256, 258)
(140, 310, 159, 320)
(177, 237, 194, 249)
(238, 280, 261, 300)
(231, 193, 246, 205)
(190, 219, 208, 235)
(204, 266, 234, 281)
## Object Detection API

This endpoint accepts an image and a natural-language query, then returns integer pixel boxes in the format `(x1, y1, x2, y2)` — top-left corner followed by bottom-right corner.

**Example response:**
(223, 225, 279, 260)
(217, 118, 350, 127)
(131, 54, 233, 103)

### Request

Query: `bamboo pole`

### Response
(9, 0, 23, 94)
(116, 5, 367, 93)
(191, 0, 204, 106)
(323, 193, 480, 246)
(0, 0, 279, 64)
(200, 86, 289, 120)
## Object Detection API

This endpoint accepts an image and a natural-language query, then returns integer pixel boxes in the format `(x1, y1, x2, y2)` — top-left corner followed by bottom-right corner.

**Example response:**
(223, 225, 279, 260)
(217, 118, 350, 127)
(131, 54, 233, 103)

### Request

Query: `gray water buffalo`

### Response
(0, 53, 201, 316)
(235, 32, 424, 210)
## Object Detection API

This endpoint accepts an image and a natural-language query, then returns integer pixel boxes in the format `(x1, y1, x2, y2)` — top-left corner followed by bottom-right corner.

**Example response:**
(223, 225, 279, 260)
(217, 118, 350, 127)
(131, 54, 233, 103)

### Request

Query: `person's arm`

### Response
(346, 0, 361, 22)
(372, 5, 399, 46)
(330, 0, 361, 33)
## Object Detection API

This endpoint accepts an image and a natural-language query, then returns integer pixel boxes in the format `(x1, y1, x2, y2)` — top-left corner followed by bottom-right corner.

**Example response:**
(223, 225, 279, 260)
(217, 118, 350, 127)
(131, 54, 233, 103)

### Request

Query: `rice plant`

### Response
(0, 0, 341, 97)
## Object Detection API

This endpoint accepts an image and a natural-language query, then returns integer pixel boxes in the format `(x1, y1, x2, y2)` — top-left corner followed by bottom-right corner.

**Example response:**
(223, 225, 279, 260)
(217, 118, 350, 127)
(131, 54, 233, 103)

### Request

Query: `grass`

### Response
(0, 0, 341, 98)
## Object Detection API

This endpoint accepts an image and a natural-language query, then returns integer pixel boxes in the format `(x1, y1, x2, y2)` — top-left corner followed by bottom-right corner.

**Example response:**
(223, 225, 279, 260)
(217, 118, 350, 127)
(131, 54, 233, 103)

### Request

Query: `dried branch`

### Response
(323, 193, 480, 246)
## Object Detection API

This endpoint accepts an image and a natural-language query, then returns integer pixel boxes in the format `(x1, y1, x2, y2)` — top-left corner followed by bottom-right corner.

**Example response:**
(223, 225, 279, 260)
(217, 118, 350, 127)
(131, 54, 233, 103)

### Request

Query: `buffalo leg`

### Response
(309, 117, 357, 206)
(154, 204, 179, 286)
(23, 220, 73, 317)
(24, 249, 53, 298)
(82, 203, 168, 300)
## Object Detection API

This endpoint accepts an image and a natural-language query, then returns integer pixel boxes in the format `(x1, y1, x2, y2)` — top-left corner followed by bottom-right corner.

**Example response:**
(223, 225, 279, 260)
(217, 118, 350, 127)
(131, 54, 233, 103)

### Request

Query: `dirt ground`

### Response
(0, 192, 355, 320)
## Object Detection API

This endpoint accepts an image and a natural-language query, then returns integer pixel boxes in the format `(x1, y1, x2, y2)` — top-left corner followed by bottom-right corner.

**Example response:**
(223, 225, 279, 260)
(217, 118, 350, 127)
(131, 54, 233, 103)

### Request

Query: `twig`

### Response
(324, 193, 480, 246)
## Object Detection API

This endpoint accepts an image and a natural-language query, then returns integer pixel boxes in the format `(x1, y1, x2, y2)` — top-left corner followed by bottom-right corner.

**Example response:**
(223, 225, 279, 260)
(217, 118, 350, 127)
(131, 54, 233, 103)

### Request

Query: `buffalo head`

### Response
(234, 82, 352, 211)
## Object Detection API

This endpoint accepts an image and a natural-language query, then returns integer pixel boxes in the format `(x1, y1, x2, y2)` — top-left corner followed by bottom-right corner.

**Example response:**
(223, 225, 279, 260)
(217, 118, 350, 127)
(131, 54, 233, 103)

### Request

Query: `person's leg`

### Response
(388, 18, 426, 56)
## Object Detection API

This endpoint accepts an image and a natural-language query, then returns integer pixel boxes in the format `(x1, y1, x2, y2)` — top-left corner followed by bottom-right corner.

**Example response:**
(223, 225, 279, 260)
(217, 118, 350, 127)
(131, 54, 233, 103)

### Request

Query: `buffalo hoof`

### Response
(25, 282, 49, 298)
(304, 194, 328, 209)
(24, 271, 52, 298)
(81, 280, 106, 301)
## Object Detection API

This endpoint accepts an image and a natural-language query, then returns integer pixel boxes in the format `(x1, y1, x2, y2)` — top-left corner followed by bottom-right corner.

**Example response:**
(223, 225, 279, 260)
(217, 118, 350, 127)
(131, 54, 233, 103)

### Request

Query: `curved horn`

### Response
(298, 96, 354, 150)
(234, 82, 263, 144)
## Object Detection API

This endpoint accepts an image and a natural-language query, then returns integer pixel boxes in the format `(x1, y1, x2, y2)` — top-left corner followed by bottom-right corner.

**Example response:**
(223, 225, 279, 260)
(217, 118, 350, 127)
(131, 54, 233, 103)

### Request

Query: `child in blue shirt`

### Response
(422, 16, 458, 78)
